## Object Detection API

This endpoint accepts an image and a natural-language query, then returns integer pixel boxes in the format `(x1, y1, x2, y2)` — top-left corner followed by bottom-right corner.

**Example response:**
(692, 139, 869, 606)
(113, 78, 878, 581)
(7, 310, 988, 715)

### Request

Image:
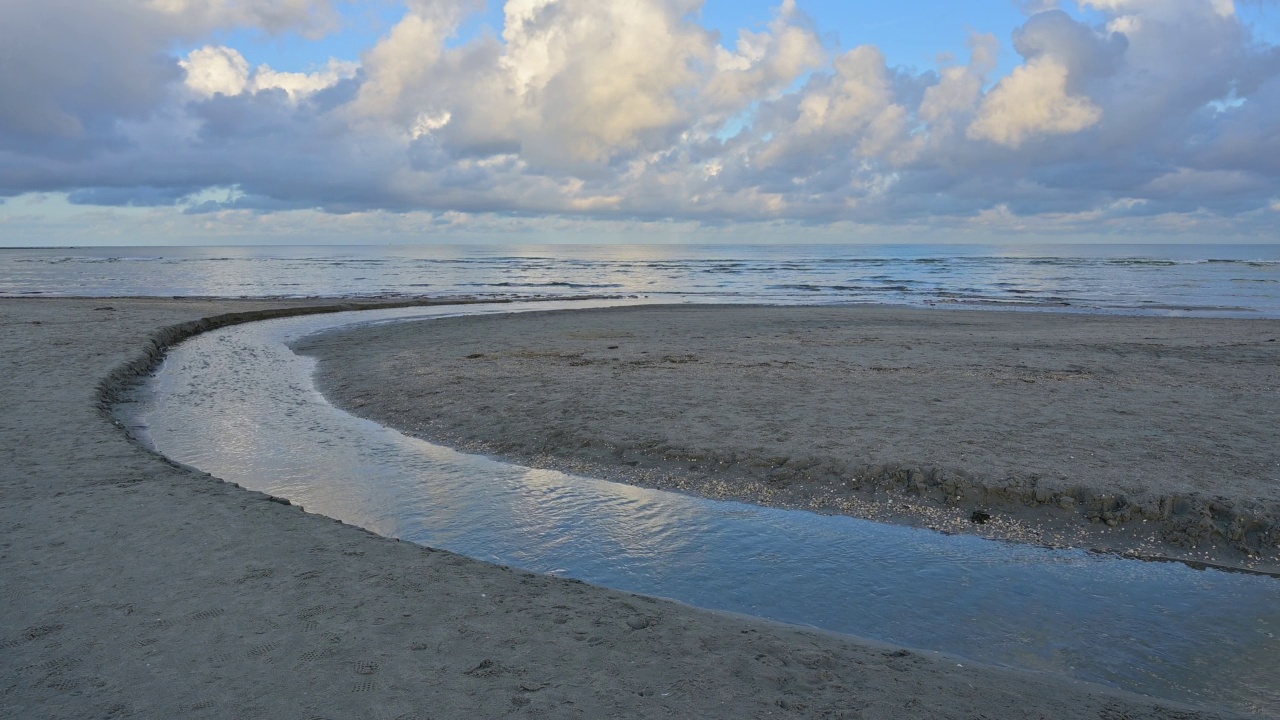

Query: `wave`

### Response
(460, 281, 624, 289)
(766, 283, 913, 293)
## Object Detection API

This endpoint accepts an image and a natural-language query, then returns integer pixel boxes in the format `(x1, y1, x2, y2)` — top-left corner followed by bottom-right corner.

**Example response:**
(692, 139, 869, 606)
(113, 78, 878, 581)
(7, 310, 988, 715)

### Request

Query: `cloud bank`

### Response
(1, 0, 1279, 239)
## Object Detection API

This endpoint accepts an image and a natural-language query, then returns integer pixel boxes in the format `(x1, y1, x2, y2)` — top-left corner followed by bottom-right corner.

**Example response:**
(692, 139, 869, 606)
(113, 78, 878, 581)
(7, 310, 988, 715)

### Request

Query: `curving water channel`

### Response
(121, 300, 1280, 716)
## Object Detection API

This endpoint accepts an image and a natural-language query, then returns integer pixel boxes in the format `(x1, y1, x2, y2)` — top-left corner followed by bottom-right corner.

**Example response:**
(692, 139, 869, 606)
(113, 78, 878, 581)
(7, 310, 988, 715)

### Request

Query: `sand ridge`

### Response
(298, 304, 1280, 573)
(0, 298, 1254, 719)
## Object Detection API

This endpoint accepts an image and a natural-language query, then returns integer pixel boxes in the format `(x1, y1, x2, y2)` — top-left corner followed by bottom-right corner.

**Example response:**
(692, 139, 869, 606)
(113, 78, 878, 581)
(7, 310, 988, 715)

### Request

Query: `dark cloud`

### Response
(0, 1, 180, 150)
(1013, 10, 1128, 80)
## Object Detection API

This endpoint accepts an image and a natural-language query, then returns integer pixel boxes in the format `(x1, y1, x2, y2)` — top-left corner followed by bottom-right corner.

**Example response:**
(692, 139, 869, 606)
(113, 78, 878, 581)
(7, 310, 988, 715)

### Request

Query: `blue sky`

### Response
(2, 0, 1280, 245)
(211, 2, 1279, 80)
(214, 2, 1070, 77)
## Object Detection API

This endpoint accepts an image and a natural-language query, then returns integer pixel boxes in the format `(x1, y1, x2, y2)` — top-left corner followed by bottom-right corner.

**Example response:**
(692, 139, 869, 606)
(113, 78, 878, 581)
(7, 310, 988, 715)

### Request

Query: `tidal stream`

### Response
(120, 300, 1280, 716)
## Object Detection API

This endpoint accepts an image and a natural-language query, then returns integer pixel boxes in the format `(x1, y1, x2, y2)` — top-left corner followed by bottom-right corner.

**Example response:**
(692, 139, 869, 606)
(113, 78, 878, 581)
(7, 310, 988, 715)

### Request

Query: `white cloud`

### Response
(918, 34, 998, 135)
(181, 46, 251, 98)
(255, 60, 358, 99)
(1081, 0, 1235, 21)
(746, 43, 913, 175)
(181, 46, 357, 101)
(411, 111, 454, 139)
(800, 47, 899, 135)
(351, 11, 456, 123)
(968, 56, 1103, 147)
(700, 1, 827, 119)
(499, 0, 712, 165)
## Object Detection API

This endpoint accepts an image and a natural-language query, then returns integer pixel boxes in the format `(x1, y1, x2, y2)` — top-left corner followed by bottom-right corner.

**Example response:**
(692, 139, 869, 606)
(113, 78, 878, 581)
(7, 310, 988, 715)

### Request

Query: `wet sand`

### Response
(299, 304, 1280, 573)
(0, 297, 1257, 719)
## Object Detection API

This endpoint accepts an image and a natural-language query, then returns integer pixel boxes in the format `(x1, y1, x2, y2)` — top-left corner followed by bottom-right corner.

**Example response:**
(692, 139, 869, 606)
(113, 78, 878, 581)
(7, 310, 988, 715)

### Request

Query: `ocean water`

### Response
(3, 243, 1279, 316)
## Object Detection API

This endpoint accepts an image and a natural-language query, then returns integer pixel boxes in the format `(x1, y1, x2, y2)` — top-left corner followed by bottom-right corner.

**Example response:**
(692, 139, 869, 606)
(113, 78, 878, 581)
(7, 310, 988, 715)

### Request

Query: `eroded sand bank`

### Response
(299, 304, 1280, 573)
(0, 298, 1257, 719)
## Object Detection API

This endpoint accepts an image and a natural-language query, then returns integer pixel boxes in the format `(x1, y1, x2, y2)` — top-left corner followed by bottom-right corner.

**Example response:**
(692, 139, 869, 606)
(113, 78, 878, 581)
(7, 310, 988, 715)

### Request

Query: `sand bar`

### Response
(299, 304, 1280, 573)
(0, 298, 1258, 719)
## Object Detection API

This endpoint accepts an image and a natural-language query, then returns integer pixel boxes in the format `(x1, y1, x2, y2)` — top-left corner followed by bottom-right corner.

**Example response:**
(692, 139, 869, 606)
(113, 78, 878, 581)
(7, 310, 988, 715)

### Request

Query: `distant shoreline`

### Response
(298, 303, 1280, 574)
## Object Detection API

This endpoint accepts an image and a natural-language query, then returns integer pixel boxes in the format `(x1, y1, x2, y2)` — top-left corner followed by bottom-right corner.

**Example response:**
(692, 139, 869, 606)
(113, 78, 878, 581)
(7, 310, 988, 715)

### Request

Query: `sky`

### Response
(1, 0, 1279, 246)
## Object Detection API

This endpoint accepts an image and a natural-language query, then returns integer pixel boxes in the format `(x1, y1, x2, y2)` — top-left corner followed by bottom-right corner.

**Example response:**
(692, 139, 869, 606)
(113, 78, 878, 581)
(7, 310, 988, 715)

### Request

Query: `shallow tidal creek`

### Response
(122, 300, 1280, 716)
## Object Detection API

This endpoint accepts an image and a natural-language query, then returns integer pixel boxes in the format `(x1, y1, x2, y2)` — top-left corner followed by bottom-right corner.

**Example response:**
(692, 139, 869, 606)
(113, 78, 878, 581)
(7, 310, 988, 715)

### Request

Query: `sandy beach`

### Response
(299, 304, 1280, 573)
(0, 297, 1262, 719)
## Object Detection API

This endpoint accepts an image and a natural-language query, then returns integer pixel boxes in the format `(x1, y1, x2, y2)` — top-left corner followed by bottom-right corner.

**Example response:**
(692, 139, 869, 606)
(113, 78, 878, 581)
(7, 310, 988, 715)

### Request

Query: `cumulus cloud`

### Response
(700, 0, 827, 118)
(966, 9, 1129, 148)
(182, 46, 357, 100)
(495, 0, 713, 166)
(182, 46, 253, 98)
(919, 34, 997, 125)
(0, 0, 338, 148)
(1, 0, 1279, 237)
(968, 56, 1103, 147)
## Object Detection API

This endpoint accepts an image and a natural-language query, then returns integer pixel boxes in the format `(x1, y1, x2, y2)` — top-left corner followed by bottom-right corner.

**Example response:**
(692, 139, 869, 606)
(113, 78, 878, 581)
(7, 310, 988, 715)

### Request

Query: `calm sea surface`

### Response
(3, 243, 1279, 316)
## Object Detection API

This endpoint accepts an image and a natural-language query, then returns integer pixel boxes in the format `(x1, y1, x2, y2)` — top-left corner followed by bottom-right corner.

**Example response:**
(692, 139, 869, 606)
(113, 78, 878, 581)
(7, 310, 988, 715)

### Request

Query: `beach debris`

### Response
(626, 616, 650, 630)
(465, 658, 508, 677)
(970, 510, 992, 524)
(465, 353, 485, 359)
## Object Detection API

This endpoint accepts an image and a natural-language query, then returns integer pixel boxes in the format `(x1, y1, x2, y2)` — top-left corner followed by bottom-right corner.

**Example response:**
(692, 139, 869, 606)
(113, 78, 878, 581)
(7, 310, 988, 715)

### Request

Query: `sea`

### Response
(2, 243, 1279, 317)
